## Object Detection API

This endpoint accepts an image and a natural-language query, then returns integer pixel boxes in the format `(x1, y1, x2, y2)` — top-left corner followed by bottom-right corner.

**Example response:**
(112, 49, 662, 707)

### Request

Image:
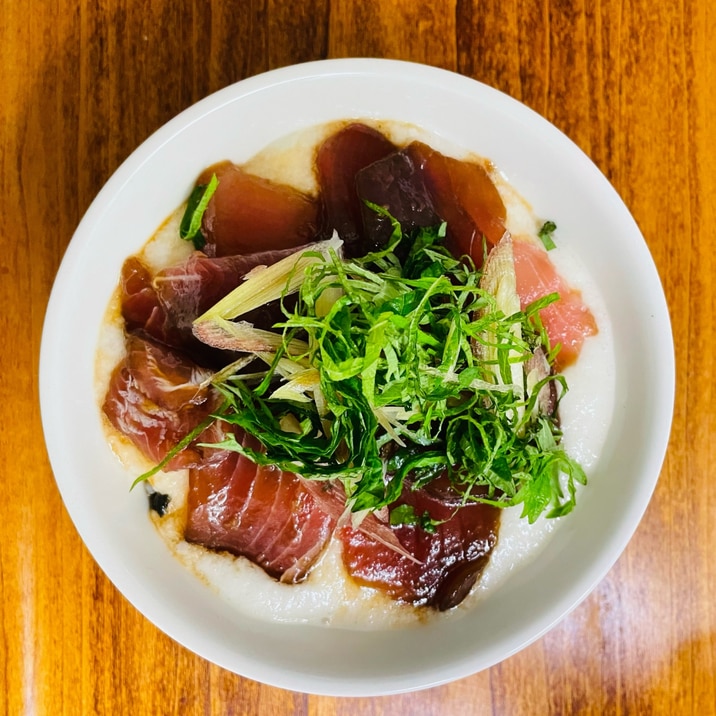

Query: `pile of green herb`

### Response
(196, 211, 586, 526)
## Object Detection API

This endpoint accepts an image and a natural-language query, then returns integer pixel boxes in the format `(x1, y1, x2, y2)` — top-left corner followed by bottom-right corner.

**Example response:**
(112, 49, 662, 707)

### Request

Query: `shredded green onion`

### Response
(197, 217, 585, 524)
(538, 220, 557, 251)
(179, 174, 219, 249)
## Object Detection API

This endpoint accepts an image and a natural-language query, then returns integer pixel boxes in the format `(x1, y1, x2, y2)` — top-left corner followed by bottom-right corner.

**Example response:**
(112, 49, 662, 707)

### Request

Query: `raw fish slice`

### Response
(340, 476, 500, 610)
(355, 149, 440, 249)
(405, 142, 507, 265)
(512, 237, 598, 369)
(120, 246, 306, 366)
(316, 123, 397, 256)
(154, 248, 308, 331)
(119, 255, 226, 366)
(198, 161, 320, 257)
(102, 336, 221, 470)
(185, 433, 336, 583)
(124, 334, 211, 411)
(120, 257, 180, 346)
(155, 247, 302, 350)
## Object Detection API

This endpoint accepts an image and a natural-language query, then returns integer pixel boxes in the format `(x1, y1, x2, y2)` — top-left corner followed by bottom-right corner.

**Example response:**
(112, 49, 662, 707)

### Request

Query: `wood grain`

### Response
(1, 0, 713, 714)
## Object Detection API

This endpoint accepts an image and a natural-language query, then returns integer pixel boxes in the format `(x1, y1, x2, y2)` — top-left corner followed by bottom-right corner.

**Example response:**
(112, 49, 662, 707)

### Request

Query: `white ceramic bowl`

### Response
(40, 59, 674, 696)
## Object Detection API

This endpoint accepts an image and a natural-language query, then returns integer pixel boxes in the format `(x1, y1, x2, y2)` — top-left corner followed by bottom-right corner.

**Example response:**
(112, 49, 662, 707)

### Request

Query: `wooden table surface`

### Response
(1, 1, 710, 714)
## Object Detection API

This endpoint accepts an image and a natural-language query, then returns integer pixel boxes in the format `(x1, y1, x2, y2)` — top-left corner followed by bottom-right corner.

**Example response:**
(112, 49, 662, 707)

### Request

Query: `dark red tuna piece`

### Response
(340, 476, 500, 610)
(120, 246, 308, 366)
(405, 142, 507, 266)
(119, 255, 213, 363)
(154, 247, 304, 335)
(102, 335, 221, 469)
(198, 161, 320, 257)
(316, 123, 397, 256)
(355, 149, 440, 249)
(185, 432, 336, 583)
(120, 256, 180, 346)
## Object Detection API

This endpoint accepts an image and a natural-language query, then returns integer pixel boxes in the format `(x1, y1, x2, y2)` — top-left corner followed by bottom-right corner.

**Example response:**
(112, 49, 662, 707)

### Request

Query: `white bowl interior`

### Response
(40, 59, 674, 696)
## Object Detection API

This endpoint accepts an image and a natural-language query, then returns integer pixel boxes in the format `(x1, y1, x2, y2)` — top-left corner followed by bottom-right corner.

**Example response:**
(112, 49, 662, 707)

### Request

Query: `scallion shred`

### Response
(179, 174, 219, 249)
(538, 220, 557, 251)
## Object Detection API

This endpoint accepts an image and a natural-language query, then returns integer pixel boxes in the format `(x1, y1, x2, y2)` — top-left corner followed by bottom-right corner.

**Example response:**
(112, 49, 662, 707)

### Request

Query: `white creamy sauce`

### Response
(96, 120, 615, 630)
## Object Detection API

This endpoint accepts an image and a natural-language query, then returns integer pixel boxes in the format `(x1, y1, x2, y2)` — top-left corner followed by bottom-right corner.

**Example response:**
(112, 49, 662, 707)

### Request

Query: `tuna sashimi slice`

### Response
(120, 244, 309, 366)
(512, 237, 598, 369)
(185, 433, 336, 583)
(198, 161, 320, 257)
(355, 148, 440, 249)
(316, 122, 397, 256)
(153, 249, 304, 330)
(405, 141, 507, 266)
(102, 335, 221, 470)
(339, 477, 500, 610)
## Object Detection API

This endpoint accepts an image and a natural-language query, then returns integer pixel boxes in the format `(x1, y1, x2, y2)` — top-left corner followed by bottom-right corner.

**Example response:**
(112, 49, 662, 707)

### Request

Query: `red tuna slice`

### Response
(120, 256, 158, 327)
(405, 142, 507, 266)
(185, 433, 336, 583)
(153, 245, 308, 332)
(316, 123, 397, 256)
(103, 335, 221, 470)
(355, 149, 441, 249)
(198, 161, 320, 257)
(119, 256, 211, 363)
(340, 477, 500, 610)
(512, 237, 598, 370)
(300, 479, 422, 562)
(121, 246, 308, 366)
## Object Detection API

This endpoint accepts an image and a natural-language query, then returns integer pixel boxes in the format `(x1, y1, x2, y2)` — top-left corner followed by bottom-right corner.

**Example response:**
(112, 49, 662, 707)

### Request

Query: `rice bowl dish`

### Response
(39, 59, 673, 695)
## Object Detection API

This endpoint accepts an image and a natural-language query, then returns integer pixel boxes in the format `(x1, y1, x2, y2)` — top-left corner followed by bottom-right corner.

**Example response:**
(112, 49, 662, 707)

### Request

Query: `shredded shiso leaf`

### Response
(179, 174, 219, 250)
(538, 220, 558, 251)
(188, 209, 586, 525)
(194, 235, 342, 324)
